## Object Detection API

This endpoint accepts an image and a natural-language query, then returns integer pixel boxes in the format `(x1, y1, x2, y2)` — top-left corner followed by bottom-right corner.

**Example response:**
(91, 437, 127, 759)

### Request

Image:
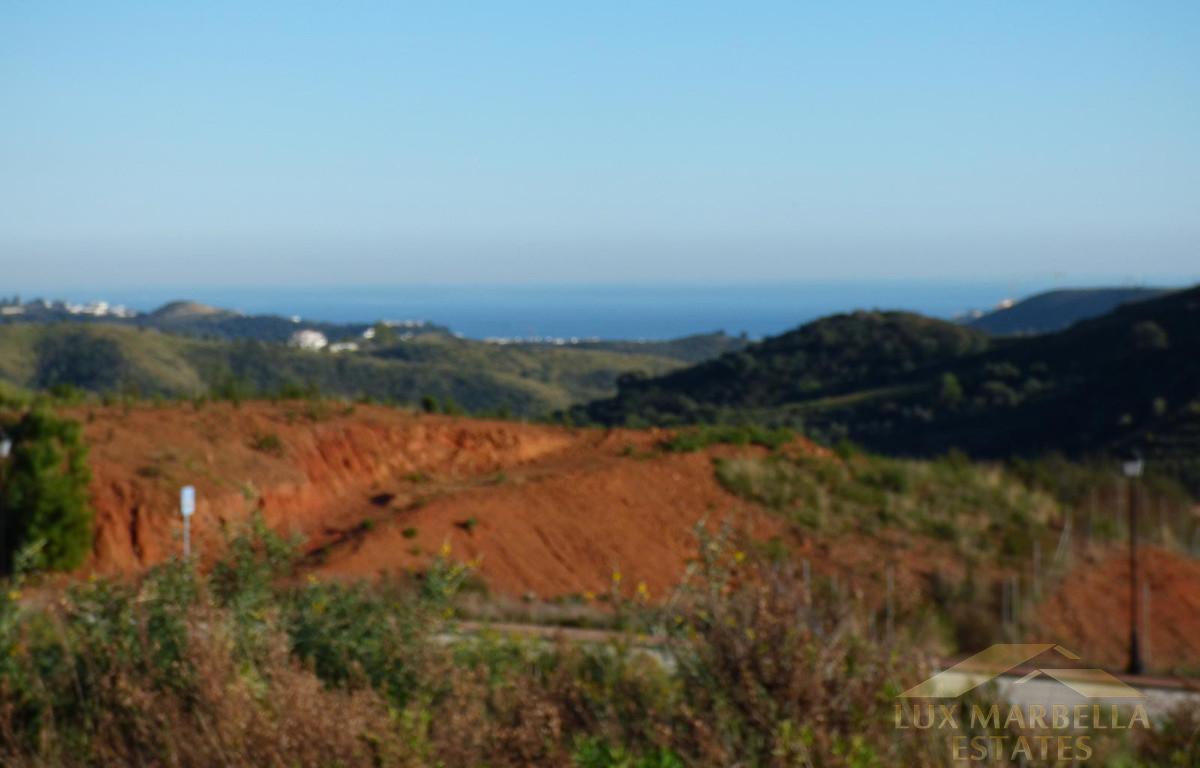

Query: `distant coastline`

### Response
(10, 279, 1178, 341)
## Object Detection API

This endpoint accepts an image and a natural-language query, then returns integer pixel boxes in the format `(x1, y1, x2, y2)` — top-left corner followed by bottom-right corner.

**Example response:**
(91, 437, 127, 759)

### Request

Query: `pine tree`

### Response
(0, 410, 93, 573)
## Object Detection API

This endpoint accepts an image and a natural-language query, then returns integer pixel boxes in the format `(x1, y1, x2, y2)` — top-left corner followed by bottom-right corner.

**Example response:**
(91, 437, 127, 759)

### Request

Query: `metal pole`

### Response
(1001, 578, 1009, 632)
(1011, 574, 1019, 628)
(1143, 580, 1151, 671)
(885, 566, 895, 644)
(1033, 540, 1042, 599)
(1128, 477, 1143, 675)
(183, 514, 191, 559)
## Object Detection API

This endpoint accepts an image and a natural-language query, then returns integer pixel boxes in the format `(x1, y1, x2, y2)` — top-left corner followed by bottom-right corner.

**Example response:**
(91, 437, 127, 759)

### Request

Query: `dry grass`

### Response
(0, 521, 1193, 766)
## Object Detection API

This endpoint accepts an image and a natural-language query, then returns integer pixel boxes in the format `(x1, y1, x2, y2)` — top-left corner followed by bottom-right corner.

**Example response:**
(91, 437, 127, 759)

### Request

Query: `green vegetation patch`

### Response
(661, 424, 793, 453)
(0, 409, 93, 573)
(715, 450, 1056, 561)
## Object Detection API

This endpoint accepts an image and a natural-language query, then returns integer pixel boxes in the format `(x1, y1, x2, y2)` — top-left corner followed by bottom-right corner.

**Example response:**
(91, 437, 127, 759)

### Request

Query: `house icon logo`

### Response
(895, 644, 1148, 762)
(901, 643, 1143, 699)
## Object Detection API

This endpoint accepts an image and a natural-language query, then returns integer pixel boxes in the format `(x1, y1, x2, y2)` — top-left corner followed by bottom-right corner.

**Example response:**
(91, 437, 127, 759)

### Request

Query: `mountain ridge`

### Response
(966, 286, 1171, 335)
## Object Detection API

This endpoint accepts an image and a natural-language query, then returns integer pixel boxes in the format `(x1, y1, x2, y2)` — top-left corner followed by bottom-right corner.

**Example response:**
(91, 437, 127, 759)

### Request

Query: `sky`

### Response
(1, 1, 1198, 288)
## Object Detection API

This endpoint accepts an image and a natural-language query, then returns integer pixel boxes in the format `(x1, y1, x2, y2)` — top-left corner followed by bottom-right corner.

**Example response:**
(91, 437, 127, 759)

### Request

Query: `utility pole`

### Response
(1123, 454, 1144, 675)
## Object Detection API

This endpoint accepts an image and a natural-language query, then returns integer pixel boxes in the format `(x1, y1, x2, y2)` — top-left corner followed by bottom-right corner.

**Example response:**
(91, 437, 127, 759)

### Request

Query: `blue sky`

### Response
(2, 1, 1197, 287)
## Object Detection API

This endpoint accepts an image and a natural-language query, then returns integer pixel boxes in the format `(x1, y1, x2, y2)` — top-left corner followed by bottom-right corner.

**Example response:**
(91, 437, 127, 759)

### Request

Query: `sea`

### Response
(21, 280, 1114, 341)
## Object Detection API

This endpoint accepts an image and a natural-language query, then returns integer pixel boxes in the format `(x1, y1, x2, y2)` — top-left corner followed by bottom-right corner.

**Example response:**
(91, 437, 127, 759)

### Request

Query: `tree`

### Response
(938, 372, 964, 409)
(1130, 321, 1169, 351)
(0, 410, 93, 573)
(371, 322, 398, 347)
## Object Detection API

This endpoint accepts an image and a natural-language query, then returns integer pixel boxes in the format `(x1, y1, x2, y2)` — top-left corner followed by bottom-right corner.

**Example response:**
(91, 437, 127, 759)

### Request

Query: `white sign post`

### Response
(180, 485, 195, 559)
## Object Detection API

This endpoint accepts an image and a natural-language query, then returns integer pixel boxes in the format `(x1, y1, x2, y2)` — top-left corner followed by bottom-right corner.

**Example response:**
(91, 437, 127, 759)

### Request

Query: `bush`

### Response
(662, 425, 793, 453)
(250, 431, 286, 457)
(0, 409, 93, 573)
(662, 525, 926, 765)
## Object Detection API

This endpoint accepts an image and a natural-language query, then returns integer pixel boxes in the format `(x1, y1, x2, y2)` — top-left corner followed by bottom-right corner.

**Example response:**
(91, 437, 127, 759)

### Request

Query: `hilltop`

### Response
(148, 300, 236, 319)
(966, 287, 1171, 335)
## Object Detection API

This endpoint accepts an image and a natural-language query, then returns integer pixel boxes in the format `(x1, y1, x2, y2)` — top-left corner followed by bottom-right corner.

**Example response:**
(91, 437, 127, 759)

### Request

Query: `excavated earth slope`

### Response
(75, 402, 787, 597)
(67, 403, 1200, 672)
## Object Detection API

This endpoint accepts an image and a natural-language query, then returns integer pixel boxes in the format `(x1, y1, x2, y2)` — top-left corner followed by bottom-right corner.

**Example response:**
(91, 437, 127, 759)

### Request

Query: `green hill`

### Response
(577, 286, 1200, 490)
(578, 311, 990, 424)
(0, 323, 684, 416)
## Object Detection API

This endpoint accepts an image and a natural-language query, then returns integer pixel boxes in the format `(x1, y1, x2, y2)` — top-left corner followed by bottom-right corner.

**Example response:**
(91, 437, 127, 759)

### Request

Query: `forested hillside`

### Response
(577, 286, 1200, 490)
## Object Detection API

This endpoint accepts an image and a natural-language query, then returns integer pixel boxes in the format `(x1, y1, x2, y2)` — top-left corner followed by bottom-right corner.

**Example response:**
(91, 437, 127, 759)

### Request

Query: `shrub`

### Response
(662, 425, 793, 453)
(662, 524, 929, 766)
(938, 371, 963, 408)
(250, 431, 286, 457)
(0, 409, 93, 573)
(1130, 320, 1169, 351)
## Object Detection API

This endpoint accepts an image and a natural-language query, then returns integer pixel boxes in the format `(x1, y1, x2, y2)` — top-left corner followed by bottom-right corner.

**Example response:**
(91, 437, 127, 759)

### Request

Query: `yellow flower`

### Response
(733, 550, 745, 563)
(745, 628, 756, 641)
(439, 541, 452, 557)
(306, 575, 319, 585)
(583, 591, 596, 602)
(636, 581, 650, 600)
(611, 570, 622, 584)
(7, 590, 20, 602)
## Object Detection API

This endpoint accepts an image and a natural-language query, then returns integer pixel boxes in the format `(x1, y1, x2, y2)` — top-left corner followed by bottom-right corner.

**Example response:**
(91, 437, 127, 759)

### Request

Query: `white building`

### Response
(289, 329, 328, 350)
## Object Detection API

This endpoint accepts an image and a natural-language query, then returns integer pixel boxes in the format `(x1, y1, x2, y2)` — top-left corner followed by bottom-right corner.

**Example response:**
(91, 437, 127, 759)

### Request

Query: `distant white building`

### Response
(328, 341, 359, 353)
(289, 329, 328, 350)
(59, 300, 136, 318)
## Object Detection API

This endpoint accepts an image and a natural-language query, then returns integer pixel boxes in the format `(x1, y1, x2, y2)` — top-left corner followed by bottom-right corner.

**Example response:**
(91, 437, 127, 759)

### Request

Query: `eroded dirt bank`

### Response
(68, 403, 1200, 672)
(75, 403, 783, 597)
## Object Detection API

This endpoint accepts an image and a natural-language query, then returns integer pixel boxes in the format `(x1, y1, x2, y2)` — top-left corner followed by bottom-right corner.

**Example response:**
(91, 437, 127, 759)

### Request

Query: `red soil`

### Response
(1036, 546, 1200, 674)
(74, 403, 791, 598)
(65, 403, 1200, 670)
